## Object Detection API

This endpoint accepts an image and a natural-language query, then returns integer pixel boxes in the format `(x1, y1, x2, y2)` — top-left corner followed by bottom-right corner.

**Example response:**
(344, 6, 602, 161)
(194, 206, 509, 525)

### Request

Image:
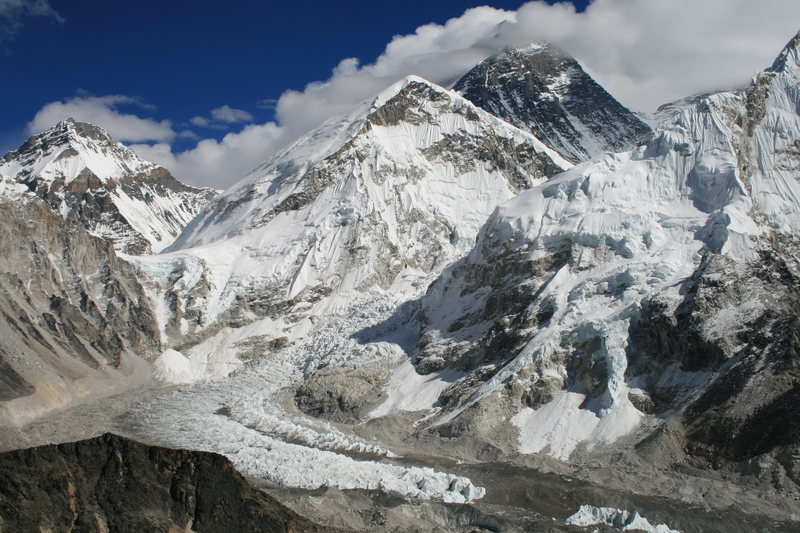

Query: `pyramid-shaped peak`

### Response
(453, 40, 651, 164)
(507, 41, 568, 57)
(1, 118, 214, 255)
(5, 118, 120, 164)
(477, 42, 577, 76)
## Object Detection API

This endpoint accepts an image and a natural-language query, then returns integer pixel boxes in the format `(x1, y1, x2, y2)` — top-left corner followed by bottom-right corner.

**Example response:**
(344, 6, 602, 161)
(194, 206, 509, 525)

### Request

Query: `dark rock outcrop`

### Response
(0, 433, 340, 532)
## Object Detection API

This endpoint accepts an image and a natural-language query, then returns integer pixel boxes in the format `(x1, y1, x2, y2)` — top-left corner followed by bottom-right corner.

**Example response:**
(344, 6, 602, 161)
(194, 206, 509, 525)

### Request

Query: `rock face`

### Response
(0, 183, 160, 425)
(295, 368, 389, 423)
(134, 76, 569, 361)
(0, 119, 216, 254)
(454, 43, 652, 164)
(0, 433, 338, 532)
(407, 31, 800, 485)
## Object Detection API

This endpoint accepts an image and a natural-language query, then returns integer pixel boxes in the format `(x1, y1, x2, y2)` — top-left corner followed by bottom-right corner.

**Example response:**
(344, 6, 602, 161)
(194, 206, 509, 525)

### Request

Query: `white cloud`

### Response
(131, 122, 286, 189)
(273, 6, 510, 137)
(28, 94, 175, 142)
(0, 0, 63, 44)
(273, 0, 800, 126)
(256, 98, 278, 110)
(178, 129, 199, 140)
(188, 105, 254, 131)
(210, 105, 253, 123)
(88, 1, 800, 188)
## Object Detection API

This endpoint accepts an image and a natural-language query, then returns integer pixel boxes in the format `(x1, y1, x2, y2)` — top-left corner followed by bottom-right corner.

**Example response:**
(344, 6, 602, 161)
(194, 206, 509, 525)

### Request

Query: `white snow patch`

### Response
(369, 359, 464, 418)
(153, 349, 194, 384)
(511, 391, 641, 460)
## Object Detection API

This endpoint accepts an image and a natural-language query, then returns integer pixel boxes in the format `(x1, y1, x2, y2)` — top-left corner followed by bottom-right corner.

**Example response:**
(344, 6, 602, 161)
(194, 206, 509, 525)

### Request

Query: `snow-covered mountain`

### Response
(454, 43, 652, 164)
(135, 76, 570, 359)
(407, 31, 800, 479)
(4, 27, 800, 529)
(0, 119, 216, 255)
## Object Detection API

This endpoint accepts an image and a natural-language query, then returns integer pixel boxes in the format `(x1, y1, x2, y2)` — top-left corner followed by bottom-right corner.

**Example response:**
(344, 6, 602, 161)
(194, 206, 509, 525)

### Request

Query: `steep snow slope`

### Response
(0, 119, 216, 254)
(404, 32, 800, 474)
(135, 76, 569, 357)
(454, 43, 652, 164)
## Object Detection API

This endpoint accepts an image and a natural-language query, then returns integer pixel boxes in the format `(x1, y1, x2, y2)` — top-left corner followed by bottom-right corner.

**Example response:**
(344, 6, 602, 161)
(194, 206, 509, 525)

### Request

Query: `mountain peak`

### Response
(501, 41, 569, 62)
(57, 117, 115, 142)
(370, 75, 440, 111)
(161, 73, 569, 336)
(2, 118, 148, 186)
(453, 43, 651, 163)
(0, 120, 215, 254)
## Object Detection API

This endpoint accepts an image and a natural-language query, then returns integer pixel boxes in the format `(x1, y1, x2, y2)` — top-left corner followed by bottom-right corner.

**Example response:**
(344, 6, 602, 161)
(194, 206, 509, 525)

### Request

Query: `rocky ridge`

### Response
(0, 432, 339, 532)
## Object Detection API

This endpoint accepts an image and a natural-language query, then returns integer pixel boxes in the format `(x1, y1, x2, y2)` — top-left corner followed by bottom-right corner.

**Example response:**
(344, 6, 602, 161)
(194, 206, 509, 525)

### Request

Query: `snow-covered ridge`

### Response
(135, 75, 570, 356)
(170, 75, 569, 250)
(0, 119, 216, 254)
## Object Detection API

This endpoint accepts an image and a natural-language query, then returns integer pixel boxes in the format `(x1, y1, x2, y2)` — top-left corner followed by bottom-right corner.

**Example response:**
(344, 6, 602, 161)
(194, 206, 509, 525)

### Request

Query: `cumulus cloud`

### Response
(0, 0, 62, 45)
(188, 105, 254, 132)
(131, 122, 285, 189)
(28, 94, 175, 142)
(274, 6, 510, 136)
(131, 0, 800, 188)
(256, 98, 279, 110)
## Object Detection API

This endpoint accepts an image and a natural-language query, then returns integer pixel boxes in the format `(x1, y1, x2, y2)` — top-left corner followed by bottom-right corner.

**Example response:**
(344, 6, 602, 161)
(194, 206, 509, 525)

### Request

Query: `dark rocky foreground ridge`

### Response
(0, 433, 341, 533)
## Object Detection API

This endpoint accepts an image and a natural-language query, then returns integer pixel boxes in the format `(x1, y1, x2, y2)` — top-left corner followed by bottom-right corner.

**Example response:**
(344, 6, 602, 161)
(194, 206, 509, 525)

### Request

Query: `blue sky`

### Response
(0, 1, 585, 153)
(2, 0, 799, 187)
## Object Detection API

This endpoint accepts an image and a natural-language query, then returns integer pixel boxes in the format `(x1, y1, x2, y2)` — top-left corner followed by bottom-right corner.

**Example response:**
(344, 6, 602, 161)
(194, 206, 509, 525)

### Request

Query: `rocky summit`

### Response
(454, 43, 652, 164)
